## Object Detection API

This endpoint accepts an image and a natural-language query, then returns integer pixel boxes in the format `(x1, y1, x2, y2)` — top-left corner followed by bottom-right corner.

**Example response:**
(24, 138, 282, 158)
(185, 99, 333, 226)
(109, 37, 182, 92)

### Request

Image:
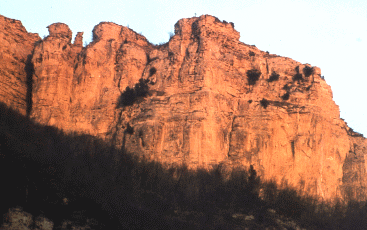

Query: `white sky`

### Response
(1, 0, 366, 136)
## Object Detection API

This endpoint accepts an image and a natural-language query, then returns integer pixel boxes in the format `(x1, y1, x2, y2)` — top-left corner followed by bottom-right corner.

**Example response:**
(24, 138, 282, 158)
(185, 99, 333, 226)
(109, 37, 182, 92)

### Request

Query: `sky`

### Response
(1, 0, 366, 136)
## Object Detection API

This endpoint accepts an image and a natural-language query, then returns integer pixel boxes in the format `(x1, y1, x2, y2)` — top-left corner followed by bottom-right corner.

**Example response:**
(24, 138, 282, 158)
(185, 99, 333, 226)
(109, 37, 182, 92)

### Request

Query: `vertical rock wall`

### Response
(0, 15, 40, 115)
(1, 14, 366, 201)
(31, 23, 76, 128)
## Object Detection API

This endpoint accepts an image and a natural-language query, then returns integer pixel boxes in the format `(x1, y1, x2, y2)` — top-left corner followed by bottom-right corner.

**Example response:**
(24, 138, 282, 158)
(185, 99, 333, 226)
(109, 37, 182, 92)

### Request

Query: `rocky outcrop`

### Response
(30, 21, 151, 133)
(1, 14, 366, 201)
(0, 15, 40, 115)
(0, 206, 103, 230)
(113, 15, 367, 201)
(1, 207, 54, 230)
(30, 23, 79, 129)
(1, 207, 35, 230)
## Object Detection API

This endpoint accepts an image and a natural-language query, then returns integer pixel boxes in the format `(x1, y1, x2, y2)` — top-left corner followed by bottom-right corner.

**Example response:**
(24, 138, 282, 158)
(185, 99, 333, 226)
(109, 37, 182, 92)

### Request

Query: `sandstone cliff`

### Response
(1, 14, 366, 201)
(0, 15, 40, 115)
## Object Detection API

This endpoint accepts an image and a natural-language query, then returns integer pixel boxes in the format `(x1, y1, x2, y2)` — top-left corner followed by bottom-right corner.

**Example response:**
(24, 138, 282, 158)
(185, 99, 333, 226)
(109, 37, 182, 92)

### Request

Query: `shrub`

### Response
(281, 92, 290, 100)
(261, 180, 278, 205)
(125, 123, 134, 134)
(117, 78, 150, 107)
(246, 68, 261, 86)
(293, 73, 303, 82)
(260, 98, 269, 108)
(267, 71, 280, 82)
(118, 86, 135, 106)
(303, 66, 314, 78)
(293, 66, 303, 82)
(135, 78, 150, 97)
(149, 67, 157, 76)
(249, 51, 255, 57)
(283, 84, 291, 91)
(274, 188, 306, 218)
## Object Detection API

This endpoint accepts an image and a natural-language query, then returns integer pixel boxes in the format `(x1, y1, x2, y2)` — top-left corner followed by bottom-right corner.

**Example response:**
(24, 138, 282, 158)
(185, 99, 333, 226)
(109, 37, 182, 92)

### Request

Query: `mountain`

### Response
(0, 14, 366, 202)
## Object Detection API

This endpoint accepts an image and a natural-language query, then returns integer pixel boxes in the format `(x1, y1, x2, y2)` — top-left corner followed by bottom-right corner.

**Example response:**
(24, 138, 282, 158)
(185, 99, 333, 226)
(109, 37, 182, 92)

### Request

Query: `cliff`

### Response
(0, 15, 40, 115)
(0, 14, 366, 201)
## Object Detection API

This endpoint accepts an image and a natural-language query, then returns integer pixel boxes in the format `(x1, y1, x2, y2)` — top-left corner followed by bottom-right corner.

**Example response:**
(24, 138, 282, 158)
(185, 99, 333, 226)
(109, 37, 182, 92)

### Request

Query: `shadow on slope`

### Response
(1, 102, 367, 229)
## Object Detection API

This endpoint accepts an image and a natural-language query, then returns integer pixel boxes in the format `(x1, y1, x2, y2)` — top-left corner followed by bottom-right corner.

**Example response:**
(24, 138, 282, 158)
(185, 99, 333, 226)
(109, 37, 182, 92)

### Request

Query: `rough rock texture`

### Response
(1, 207, 34, 230)
(1, 206, 101, 230)
(1, 14, 366, 201)
(0, 15, 40, 115)
(30, 21, 151, 133)
(34, 216, 54, 230)
(0, 207, 54, 230)
(342, 135, 367, 201)
(73, 32, 84, 48)
(30, 23, 80, 129)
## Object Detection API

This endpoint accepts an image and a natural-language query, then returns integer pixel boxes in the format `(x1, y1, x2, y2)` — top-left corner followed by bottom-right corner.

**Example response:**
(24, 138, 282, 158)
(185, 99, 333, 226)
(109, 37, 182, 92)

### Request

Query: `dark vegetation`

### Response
(149, 67, 157, 76)
(1, 102, 367, 229)
(249, 51, 255, 57)
(246, 68, 261, 86)
(281, 92, 290, 100)
(267, 71, 280, 83)
(283, 84, 291, 91)
(292, 72, 303, 82)
(125, 122, 134, 134)
(117, 78, 150, 107)
(214, 17, 235, 29)
(260, 98, 270, 109)
(303, 65, 314, 78)
(293, 65, 314, 82)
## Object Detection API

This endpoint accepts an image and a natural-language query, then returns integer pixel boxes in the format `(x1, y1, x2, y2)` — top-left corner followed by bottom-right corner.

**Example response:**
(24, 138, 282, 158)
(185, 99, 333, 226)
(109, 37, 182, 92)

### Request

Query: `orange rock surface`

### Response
(0, 15, 40, 115)
(1, 14, 366, 201)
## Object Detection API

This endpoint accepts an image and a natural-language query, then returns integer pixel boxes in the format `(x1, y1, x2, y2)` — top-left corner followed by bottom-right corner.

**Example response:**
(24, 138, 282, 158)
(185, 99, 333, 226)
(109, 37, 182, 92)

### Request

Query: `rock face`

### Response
(30, 22, 80, 129)
(1, 14, 366, 201)
(0, 15, 40, 115)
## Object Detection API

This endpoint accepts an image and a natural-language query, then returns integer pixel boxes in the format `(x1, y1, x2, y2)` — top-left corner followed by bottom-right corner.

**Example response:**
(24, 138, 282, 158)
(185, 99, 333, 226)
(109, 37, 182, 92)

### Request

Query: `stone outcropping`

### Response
(0, 206, 103, 230)
(0, 14, 366, 201)
(0, 15, 40, 115)
(1, 207, 53, 230)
